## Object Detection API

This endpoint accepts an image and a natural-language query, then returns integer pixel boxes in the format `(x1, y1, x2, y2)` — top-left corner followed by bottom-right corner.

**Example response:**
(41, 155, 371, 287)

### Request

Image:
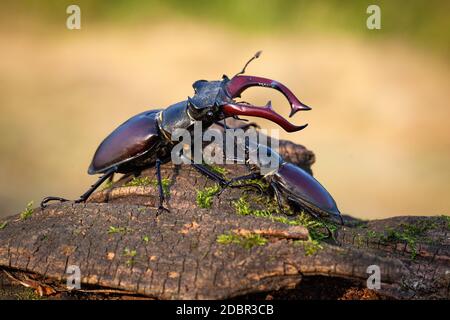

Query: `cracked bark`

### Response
(0, 141, 448, 300)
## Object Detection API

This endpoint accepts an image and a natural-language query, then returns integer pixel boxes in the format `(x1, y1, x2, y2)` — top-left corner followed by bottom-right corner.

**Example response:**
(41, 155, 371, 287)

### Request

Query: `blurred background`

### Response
(0, 0, 449, 219)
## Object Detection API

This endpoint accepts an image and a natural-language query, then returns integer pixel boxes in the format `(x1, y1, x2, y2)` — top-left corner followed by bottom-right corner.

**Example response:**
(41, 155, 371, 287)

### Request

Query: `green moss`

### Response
(353, 220, 369, 228)
(152, 178, 171, 196)
(353, 233, 365, 247)
(233, 179, 269, 192)
(254, 194, 295, 215)
(294, 212, 336, 241)
(367, 230, 382, 239)
(142, 235, 150, 243)
(204, 163, 228, 176)
(107, 226, 129, 234)
(125, 176, 152, 187)
(102, 180, 114, 190)
(294, 236, 323, 256)
(386, 228, 419, 258)
(123, 248, 137, 267)
(223, 193, 332, 255)
(196, 184, 221, 208)
(0, 221, 7, 230)
(377, 220, 439, 259)
(15, 288, 41, 300)
(362, 220, 443, 259)
(232, 196, 333, 242)
(124, 248, 137, 256)
(233, 196, 272, 217)
(217, 232, 267, 249)
(125, 176, 170, 195)
(441, 215, 450, 230)
(20, 201, 34, 220)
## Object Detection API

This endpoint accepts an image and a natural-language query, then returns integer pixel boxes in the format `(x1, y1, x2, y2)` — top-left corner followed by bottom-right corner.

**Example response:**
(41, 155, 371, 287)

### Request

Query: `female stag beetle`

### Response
(219, 139, 343, 230)
(40, 52, 312, 212)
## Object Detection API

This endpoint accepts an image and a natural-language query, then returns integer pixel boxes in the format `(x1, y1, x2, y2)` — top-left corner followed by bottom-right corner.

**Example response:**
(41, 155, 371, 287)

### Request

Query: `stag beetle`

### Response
(218, 139, 343, 229)
(40, 52, 311, 212)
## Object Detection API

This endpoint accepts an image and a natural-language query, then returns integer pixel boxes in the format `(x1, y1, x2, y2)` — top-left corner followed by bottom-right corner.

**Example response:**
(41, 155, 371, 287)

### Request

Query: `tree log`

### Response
(0, 141, 448, 300)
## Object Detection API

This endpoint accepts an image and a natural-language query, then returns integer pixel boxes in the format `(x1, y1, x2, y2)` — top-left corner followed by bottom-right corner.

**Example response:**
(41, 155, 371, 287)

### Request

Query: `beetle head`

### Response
(186, 79, 230, 121)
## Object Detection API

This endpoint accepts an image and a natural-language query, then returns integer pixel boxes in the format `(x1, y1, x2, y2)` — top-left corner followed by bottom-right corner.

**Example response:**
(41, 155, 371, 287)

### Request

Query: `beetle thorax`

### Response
(157, 101, 196, 140)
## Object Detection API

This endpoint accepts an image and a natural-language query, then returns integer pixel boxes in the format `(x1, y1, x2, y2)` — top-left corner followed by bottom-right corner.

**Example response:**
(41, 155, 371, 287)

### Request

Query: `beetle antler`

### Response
(225, 75, 311, 118)
(222, 101, 308, 133)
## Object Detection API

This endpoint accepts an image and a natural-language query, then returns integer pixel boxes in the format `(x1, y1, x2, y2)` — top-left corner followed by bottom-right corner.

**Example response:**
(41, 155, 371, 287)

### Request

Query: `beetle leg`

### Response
(107, 173, 115, 184)
(75, 167, 117, 203)
(191, 163, 228, 186)
(222, 118, 228, 130)
(40, 167, 116, 209)
(192, 163, 263, 193)
(155, 158, 169, 215)
(270, 182, 291, 215)
(286, 195, 334, 239)
(40, 196, 69, 209)
(217, 172, 263, 196)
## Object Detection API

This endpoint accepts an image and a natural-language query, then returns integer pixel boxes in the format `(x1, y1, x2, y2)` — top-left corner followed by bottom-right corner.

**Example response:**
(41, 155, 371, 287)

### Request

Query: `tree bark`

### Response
(0, 141, 448, 300)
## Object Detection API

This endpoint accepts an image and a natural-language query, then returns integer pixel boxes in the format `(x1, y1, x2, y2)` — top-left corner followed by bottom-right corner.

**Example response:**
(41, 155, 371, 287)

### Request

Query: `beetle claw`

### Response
(156, 205, 170, 216)
(40, 196, 69, 209)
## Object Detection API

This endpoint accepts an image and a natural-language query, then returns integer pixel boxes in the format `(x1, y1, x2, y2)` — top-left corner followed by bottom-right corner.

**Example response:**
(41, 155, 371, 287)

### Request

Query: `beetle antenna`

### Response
(233, 50, 262, 77)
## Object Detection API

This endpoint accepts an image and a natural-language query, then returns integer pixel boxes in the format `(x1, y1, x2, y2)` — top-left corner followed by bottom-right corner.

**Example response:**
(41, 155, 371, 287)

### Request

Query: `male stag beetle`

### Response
(40, 52, 312, 213)
(219, 140, 343, 230)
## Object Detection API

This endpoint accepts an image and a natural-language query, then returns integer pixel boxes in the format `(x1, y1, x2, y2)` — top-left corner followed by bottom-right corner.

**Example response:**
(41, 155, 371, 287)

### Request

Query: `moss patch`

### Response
(384, 220, 438, 259)
(365, 219, 441, 259)
(0, 221, 7, 230)
(233, 196, 333, 242)
(20, 201, 34, 220)
(15, 287, 41, 300)
(125, 176, 152, 187)
(217, 232, 267, 249)
(123, 248, 137, 267)
(107, 226, 130, 235)
(232, 179, 269, 192)
(230, 195, 337, 256)
(294, 237, 323, 256)
(196, 184, 221, 209)
(153, 178, 171, 196)
(125, 176, 170, 196)
(233, 196, 272, 217)
(441, 215, 450, 230)
(204, 163, 228, 176)
(102, 179, 114, 190)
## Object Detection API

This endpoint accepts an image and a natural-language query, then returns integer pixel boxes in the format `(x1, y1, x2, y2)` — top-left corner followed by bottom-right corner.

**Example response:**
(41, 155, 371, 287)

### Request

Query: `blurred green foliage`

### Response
(2, 0, 449, 55)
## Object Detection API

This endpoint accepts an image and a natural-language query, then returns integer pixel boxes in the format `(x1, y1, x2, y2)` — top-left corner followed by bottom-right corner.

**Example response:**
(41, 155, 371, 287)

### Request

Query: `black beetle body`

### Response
(222, 142, 342, 225)
(88, 110, 165, 175)
(271, 162, 341, 220)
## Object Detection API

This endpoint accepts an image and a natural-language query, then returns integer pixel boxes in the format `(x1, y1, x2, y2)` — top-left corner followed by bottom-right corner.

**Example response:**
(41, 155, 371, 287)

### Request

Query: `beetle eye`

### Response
(207, 111, 213, 117)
